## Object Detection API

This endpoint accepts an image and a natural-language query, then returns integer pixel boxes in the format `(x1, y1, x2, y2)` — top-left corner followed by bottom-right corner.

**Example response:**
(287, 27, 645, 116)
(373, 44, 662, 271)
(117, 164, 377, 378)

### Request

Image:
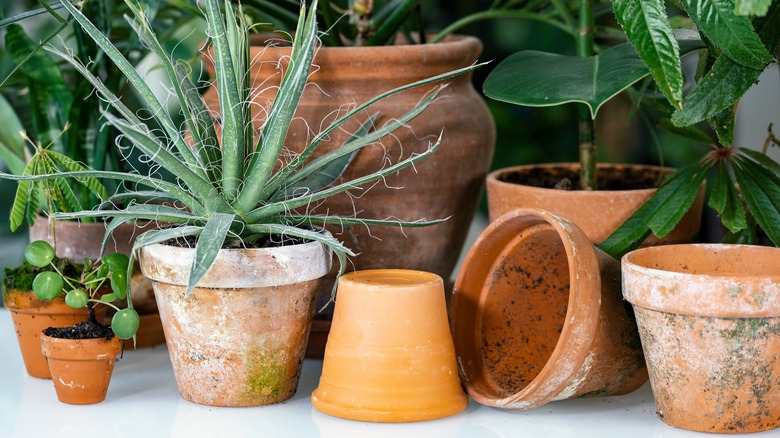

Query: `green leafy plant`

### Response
(1, 0, 475, 295)
(23, 240, 139, 339)
(599, 0, 780, 255)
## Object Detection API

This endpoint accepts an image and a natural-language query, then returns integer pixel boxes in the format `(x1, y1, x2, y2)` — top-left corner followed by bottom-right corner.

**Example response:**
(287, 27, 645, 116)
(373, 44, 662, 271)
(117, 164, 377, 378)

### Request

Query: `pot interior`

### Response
(627, 244, 780, 277)
(467, 222, 570, 398)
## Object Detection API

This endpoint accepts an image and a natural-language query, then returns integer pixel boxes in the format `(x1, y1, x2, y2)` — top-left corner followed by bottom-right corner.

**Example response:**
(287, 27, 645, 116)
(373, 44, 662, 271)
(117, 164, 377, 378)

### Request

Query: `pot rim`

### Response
(40, 333, 122, 359)
(487, 162, 674, 195)
(247, 33, 481, 52)
(622, 243, 780, 317)
(138, 232, 333, 288)
(451, 208, 602, 408)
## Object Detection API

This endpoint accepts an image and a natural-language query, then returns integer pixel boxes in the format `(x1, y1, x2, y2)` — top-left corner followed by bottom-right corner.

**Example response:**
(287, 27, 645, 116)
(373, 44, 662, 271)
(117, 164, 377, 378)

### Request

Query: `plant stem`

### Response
(576, 0, 596, 190)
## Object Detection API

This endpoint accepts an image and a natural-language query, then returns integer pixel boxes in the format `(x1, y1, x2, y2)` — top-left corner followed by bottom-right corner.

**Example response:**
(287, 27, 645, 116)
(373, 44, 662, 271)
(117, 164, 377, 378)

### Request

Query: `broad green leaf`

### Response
(735, 0, 772, 16)
(613, 0, 683, 108)
(187, 212, 234, 295)
(657, 118, 715, 143)
(0, 94, 26, 174)
(708, 160, 746, 232)
(733, 156, 780, 245)
(710, 106, 736, 145)
(671, 54, 762, 126)
(722, 212, 757, 244)
(483, 38, 705, 118)
(678, 0, 772, 69)
(599, 160, 712, 257)
(740, 148, 780, 175)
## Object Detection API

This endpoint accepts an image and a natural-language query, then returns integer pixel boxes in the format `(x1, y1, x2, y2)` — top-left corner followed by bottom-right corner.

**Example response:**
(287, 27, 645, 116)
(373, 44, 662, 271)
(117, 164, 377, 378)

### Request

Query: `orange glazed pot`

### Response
(486, 163, 705, 244)
(139, 239, 331, 407)
(2, 288, 87, 379)
(450, 208, 647, 409)
(203, 35, 496, 336)
(40, 334, 122, 404)
(623, 244, 780, 433)
(312, 269, 467, 422)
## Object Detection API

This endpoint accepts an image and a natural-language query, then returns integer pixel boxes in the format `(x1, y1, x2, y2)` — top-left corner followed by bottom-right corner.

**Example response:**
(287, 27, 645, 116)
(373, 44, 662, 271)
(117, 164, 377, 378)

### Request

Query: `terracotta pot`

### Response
(203, 35, 496, 329)
(29, 216, 150, 261)
(139, 238, 331, 407)
(450, 208, 647, 409)
(2, 289, 87, 379)
(622, 244, 780, 433)
(486, 163, 705, 244)
(312, 269, 467, 422)
(40, 333, 122, 404)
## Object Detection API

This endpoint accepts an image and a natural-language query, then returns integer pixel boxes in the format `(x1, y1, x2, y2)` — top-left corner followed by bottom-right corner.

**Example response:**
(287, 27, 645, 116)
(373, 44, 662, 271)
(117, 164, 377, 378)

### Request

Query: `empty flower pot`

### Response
(41, 334, 122, 404)
(450, 208, 647, 409)
(312, 269, 468, 422)
(623, 244, 780, 433)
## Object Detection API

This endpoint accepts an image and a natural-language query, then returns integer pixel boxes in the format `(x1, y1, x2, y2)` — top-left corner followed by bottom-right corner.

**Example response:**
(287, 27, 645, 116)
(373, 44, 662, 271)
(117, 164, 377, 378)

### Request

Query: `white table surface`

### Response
(0, 308, 766, 438)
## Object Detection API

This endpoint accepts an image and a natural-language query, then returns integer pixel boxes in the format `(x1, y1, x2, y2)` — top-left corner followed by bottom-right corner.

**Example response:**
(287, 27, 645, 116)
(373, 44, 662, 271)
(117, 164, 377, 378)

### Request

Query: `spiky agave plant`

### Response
(1, 0, 478, 298)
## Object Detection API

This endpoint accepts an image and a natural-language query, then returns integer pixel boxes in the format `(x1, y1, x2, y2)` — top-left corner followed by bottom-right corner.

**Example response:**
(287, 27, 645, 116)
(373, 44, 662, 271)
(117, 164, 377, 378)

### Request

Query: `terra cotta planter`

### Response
(139, 238, 331, 407)
(40, 333, 122, 404)
(312, 269, 467, 422)
(450, 208, 647, 409)
(622, 243, 780, 433)
(2, 288, 88, 379)
(203, 35, 496, 342)
(486, 163, 705, 244)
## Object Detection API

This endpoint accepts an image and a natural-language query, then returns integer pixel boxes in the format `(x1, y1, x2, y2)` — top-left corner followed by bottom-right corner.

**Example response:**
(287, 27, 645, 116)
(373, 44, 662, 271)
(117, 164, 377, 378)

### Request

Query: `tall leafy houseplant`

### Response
(0, 0, 475, 405)
(603, 0, 780, 255)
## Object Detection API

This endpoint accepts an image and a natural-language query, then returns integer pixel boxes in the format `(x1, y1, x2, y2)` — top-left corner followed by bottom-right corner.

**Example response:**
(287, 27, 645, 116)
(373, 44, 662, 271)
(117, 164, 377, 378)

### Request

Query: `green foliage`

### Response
(1, 0, 472, 296)
(21, 240, 139, 339)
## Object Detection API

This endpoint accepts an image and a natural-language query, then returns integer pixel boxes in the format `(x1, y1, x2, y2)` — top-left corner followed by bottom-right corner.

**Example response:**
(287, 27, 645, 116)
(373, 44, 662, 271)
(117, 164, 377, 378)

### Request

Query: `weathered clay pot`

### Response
(622, 244, 780, 433)
(2, 288, 87, 379)
(450, 208, 647, 409)
(312, 269, 467, 422)
(29, 216, 148, 261)
(139, 238, 331, 407)
(203, 35, 496, 342)
(486, 163, 705, 244)
(40, 333, 122, 404)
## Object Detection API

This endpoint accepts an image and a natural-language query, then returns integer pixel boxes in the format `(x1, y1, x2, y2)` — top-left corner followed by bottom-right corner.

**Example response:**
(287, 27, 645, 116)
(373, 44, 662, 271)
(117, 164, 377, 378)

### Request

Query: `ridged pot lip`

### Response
(452, 207, 602, 408)
(138, 234, 333, 288)
(487, 163, 673, 196)
(247, 33, 482, 55)
(622, 243, 780, 317)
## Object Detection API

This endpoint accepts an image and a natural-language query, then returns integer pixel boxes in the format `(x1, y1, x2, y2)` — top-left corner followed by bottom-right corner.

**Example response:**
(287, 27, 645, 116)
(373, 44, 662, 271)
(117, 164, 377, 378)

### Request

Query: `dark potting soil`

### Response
(499, 166, 667, 191)
(44, 320, 114, 340)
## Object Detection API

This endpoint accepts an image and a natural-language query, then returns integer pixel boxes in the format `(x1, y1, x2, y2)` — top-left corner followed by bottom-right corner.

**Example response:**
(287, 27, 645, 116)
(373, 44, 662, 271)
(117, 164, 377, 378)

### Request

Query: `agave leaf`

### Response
(132, 225, 204, 252)
(246, 134, 441, 222)
(102, 190, 180, 208)
(56, 0, 206, 178)
(678, 0, 772, 69)
(52, 204, 200, 224)
(0, 3, 67, 28)
(186, 212, 235, 295)
(272, 115, 377, 201)
(282, 215, 448, 228)
(612, 0, 683, 109)
(708, 160, 747, 232)
(732, 156, 780, 246)
(599, 160, 713, 258)
(234, 0, 319, 214)
(101, 216, 133, 258)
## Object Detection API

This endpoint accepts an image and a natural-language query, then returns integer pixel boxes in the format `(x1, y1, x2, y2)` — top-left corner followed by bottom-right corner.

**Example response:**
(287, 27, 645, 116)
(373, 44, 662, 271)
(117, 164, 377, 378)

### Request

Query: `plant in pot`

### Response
(175, 0, 497, 350)
(5, 0, 476, 407)
(3, 239, 138, 404)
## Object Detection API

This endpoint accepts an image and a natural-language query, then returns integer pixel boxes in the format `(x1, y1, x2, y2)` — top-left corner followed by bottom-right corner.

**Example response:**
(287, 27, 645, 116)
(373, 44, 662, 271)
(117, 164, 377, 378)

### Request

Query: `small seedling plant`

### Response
(24, 240, 139, 340)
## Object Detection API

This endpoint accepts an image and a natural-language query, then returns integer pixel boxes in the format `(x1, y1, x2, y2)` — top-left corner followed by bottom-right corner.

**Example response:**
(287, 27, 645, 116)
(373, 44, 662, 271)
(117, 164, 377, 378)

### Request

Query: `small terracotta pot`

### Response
(40, 334, 122, 404)
(312, 269, 467, 422)
(450, 208, 647, 409)
(2, 289, 88, 379)
(623, 244, 780, 433)
(486, 163, 705, 244)
(139, 238, 331, 407)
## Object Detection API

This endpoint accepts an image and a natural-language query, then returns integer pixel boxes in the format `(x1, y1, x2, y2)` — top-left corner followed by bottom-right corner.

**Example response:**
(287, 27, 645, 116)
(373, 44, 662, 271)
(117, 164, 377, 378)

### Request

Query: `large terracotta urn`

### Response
(203, 35, 496, 351)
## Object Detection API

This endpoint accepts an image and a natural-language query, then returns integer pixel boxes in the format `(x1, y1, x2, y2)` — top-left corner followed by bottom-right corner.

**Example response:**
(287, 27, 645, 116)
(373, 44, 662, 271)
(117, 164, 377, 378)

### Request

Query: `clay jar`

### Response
(623, 244, 780, 433)
(312, 269, 467, 422)
(139, 238, 331, 407)
(486, 163, 705, 244)
(2, 289, 87, 379)
(40, 333, 122, 404)
(450, 208, 647, 409)
(202, 35, 496, 332)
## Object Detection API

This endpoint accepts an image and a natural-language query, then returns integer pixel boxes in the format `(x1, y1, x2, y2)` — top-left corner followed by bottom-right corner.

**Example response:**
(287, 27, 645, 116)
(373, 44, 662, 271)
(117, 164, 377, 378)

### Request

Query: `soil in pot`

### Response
(41, 318, 122, 405)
